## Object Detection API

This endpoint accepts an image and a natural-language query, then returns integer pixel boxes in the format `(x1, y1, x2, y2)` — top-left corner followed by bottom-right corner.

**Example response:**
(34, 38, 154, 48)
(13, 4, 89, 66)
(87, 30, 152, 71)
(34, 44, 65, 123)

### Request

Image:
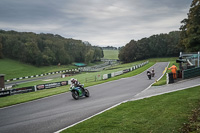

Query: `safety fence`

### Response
(5, 69, 80, 82)
(0, 80, 70, 97)
(84, 61, 148, 82)
(166, 67, 200, 84)
(85, 75, 102, 83)
(4, 62, 117, 82)
(102, 61, 149, 80)
(80, 62, 117, 72)
(182, 67, 200, 79)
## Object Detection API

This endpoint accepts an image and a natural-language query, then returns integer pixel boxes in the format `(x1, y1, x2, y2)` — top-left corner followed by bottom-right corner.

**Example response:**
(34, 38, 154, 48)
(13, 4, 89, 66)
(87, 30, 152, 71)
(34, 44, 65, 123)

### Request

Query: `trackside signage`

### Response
(11, 86, 35, 95)
(36, 81, 68, 90)
(0, 90, 11, 97)
(0, 81, 68, 97)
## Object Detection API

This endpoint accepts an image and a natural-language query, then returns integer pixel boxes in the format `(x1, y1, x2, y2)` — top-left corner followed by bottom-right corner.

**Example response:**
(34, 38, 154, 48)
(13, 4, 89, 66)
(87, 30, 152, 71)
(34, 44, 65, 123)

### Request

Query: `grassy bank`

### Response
(0, 58, 77, 80)
(63, 85, 200, 133)
(103, 50, 119, 59)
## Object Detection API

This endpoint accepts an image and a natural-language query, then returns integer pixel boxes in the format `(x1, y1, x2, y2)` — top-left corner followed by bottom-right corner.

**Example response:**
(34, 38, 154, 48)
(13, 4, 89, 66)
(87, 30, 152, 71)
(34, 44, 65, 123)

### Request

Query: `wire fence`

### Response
(85, 75, 102, 83)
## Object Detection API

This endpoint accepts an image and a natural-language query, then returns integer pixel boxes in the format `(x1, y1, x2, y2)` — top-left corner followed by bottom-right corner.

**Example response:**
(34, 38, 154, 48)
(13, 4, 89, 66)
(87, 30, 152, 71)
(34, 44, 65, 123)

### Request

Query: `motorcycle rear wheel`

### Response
(72, 90, 79, 100)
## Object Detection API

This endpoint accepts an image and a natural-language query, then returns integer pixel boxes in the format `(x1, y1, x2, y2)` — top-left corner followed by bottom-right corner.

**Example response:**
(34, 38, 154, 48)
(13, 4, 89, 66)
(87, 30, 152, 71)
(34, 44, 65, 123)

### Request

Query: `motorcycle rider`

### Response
(147, 70, 151, 79)
(151, 68, 155, 77)
(70, 78, 85, 93)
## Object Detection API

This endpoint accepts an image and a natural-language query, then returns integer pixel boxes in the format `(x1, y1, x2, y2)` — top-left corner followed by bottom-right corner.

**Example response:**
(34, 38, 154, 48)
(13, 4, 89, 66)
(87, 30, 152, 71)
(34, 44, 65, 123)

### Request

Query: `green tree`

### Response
(118, 40, 138, 63)
(0, 36, 2, 58)
(85, 49, 94, 63)
(180, 0, 200, 52)
(0, 30, 104, 66)
(23, 42, 41, 65)
(42, 47, 56, 65)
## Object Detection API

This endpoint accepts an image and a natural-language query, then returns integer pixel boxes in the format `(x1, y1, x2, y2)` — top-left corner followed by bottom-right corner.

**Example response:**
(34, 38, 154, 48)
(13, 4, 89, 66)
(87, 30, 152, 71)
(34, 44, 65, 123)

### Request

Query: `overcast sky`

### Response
(0, 0, 192, 47)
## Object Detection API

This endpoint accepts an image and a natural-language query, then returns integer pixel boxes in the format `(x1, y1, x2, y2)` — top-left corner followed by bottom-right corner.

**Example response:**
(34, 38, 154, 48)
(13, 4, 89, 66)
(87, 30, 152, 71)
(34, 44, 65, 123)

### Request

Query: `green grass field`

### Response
(0, 58, 78, 80)
(0, 59, 104, 80)
(103, 50, 119, 59)
(63, 85, 200, 133)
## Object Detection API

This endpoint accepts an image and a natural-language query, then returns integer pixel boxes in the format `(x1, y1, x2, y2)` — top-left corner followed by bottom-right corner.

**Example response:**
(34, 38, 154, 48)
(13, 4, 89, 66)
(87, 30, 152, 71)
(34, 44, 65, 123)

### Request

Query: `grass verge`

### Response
(63, 85, 200, 133)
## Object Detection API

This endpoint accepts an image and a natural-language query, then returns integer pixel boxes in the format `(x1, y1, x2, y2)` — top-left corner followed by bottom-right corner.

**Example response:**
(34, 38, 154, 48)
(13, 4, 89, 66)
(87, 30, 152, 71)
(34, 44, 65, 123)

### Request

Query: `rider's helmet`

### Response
(71, 78, 75, 83)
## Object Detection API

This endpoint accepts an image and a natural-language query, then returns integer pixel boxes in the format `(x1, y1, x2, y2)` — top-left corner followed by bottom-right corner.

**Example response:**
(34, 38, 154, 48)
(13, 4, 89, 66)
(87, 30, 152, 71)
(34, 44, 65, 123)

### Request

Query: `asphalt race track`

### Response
(0, 62, 168, 133)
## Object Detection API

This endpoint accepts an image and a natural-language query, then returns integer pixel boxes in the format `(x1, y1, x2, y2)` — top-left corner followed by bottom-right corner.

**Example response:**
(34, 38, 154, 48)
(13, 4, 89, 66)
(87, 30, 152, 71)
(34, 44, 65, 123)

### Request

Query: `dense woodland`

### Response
(118, 31, 181, 63)
(0, 30, 103, 66)
(179, 0, 200, 52)
(119, 0, 200, 63)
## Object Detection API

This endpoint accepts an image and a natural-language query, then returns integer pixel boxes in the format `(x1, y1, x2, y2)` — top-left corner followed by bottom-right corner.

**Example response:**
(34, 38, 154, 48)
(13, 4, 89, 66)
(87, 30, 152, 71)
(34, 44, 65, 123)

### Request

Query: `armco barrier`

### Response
(102, 61, 149, 80)
(5, 69, 79, 82)
(0, 90, 11, 97)
(11, 86, 35, 95)
(0, 81, 69, 97)
(166, 73, 174, 84)
(36, 81, 68, 90)
(182, 67, 200, 79)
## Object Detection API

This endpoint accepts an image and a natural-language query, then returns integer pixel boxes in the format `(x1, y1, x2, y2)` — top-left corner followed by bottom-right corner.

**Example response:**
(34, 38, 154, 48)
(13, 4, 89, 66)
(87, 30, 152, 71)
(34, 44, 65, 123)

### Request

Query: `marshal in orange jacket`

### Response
(168, 64, 177, 79)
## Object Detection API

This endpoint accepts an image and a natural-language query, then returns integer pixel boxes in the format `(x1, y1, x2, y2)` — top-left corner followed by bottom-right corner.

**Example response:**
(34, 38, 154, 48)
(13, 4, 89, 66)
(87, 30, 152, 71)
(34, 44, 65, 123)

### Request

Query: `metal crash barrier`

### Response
(182, 67, 200, 79)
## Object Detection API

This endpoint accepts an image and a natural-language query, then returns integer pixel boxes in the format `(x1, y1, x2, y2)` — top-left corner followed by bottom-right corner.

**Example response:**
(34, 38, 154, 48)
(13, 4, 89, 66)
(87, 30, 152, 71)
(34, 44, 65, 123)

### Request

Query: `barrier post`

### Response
(198, 51, 199, 67)
(0, 74, 5, 90)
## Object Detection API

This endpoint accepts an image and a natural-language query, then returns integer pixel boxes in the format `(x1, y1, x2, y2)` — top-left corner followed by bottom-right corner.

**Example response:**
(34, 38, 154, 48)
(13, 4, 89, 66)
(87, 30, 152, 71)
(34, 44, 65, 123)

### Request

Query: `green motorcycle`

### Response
(69, 85, 90, 100)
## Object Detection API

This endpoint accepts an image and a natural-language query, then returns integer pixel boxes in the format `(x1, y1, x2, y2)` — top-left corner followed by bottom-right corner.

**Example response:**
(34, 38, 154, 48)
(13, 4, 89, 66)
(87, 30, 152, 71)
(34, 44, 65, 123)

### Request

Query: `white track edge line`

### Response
(54, 100, 128, 133)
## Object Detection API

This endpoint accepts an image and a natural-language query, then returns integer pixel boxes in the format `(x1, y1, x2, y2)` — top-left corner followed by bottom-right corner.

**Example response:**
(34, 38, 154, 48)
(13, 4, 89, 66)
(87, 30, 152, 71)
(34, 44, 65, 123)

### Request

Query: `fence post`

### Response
(198, 51, 200, 67)
(166, 73, 169, 84)
(34, 85, 37, 91)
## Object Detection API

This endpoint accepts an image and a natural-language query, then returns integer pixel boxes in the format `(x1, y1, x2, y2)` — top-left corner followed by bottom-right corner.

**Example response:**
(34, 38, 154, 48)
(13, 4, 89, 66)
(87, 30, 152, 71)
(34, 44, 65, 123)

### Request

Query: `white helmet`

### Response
(71, 78, 75, 83)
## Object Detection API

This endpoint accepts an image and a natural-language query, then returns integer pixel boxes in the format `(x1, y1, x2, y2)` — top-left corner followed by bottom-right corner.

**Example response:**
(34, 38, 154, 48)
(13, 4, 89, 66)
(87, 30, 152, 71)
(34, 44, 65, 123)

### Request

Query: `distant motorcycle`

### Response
(147, 71, 151, 80)
(151, 72, 155, 77)
(151, 69, 155, 77)
(69, 85, 89, 100)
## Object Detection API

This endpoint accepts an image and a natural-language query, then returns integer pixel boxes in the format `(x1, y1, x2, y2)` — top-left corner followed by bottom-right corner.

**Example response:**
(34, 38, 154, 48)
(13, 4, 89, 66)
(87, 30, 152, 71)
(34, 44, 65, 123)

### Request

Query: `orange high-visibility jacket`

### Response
(168, 65, 177, 73)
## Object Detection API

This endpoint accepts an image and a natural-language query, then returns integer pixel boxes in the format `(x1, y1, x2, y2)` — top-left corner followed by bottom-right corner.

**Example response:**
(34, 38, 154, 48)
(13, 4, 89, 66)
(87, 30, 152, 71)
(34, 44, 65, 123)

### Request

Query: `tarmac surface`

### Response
(131, 76, 200, 101)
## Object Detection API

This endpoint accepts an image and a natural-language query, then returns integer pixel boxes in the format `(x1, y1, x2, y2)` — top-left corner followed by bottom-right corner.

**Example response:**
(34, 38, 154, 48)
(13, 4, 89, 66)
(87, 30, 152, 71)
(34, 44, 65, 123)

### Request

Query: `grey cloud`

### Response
(0, 0, 193, 47)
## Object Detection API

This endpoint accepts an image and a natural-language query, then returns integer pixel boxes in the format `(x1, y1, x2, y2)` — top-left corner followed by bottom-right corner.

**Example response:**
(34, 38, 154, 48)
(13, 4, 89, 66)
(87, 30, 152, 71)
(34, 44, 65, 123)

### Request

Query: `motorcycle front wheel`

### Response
(72, 90, 79, 100)
(85, 89, 90, 97)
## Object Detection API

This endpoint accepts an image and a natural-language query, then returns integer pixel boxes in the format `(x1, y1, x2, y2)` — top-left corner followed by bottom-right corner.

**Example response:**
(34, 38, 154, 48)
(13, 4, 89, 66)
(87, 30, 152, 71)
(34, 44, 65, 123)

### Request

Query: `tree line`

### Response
(118, 31, 181, 63)
(119, 0, 200, 63)
(0, 30, 104, 66)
